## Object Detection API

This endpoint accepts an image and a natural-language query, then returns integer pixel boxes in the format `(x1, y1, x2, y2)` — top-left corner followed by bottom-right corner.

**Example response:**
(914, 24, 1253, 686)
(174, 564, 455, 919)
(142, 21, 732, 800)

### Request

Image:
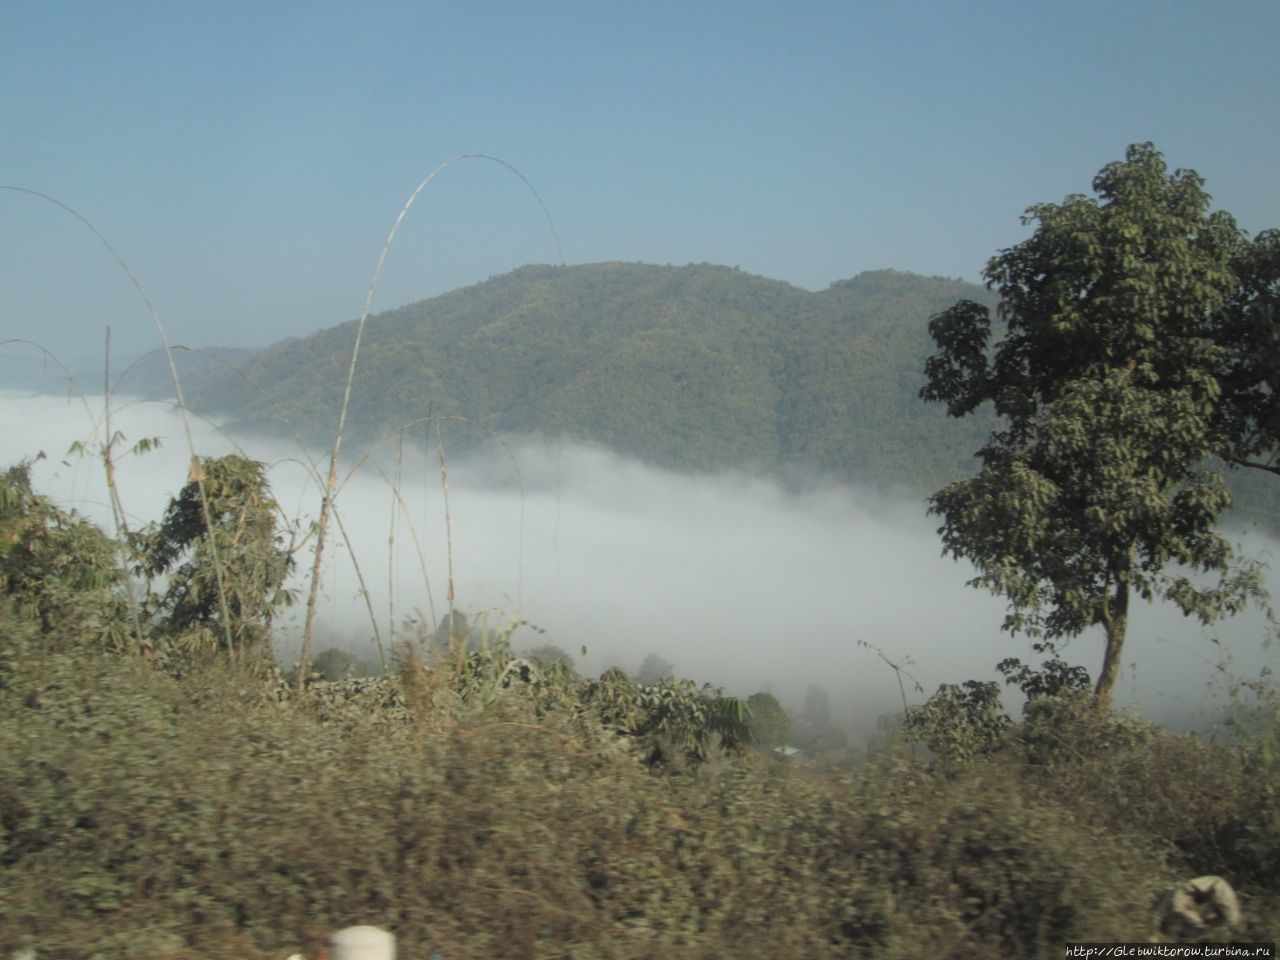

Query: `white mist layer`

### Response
(1, 390, 1275, 732)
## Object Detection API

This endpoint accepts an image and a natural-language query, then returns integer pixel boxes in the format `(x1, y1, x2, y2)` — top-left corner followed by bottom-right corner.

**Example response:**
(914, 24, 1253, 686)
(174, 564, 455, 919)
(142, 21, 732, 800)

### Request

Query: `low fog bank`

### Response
(2, 391, 1276, 738)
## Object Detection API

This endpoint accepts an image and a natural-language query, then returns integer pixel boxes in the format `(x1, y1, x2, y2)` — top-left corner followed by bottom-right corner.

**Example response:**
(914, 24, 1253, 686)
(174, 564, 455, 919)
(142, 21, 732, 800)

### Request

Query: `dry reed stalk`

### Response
(343, 413, 533, 630)
(388, 430, 402, 660)
(100, 327, 149, 653)
(436, 414, 456, 620)
(297, 156, 559, 689)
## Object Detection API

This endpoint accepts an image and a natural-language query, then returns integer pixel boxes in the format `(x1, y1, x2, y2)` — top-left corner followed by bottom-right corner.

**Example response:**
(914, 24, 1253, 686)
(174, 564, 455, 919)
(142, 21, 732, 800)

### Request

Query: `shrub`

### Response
(0, 459, 133, 652)
(0, 641, 1191, 959)
(133, 454, 295, 660)
(906, 679, 1011, 763)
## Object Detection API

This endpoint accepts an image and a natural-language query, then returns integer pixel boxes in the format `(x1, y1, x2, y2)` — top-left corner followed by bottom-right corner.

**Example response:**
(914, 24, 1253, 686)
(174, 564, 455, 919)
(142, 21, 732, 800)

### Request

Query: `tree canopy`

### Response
(134, 454, 295, 659)
(921, 143, 1273, 704)
(1217, 229, 1280, 477)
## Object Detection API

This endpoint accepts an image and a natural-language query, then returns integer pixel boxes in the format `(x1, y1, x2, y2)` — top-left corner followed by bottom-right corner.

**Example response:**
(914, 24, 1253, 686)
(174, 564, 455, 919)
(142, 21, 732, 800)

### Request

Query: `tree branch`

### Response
(1222, 454, 1280, 478)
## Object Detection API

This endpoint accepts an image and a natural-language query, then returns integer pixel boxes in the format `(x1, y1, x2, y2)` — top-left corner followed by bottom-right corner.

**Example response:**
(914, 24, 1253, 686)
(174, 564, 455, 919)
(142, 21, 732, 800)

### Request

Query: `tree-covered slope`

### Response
(192, 261, 1278, 523)
(194, 263, 999, 494)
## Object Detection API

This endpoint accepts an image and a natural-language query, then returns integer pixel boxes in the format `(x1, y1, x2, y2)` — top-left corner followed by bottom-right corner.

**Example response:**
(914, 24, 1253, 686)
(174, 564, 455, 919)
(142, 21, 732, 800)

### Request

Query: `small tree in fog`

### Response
(636, 652, 674, 685)
(792, 685, 849, 755)
(311, 647, 371, 681)
(521, 641, 576, 673)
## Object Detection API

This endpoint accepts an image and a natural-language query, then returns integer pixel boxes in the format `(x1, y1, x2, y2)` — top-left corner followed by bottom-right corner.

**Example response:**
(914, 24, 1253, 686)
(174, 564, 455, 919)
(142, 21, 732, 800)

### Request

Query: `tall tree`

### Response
(921, 143, 1267, 704)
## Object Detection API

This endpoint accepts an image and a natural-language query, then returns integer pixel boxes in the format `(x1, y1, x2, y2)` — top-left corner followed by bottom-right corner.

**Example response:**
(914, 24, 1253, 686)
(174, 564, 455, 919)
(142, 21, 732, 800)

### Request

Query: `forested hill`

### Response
(193, 263, 999, 494)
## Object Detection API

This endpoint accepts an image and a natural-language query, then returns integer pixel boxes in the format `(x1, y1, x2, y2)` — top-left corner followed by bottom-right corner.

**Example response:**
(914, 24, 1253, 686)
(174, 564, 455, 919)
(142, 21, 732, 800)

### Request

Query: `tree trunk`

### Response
(1094, 579, 1129, 705)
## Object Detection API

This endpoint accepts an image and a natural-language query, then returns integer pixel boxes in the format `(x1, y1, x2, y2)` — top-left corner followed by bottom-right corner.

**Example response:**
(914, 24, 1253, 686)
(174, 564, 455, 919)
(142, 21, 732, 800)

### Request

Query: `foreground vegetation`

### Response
(2, 454, 1279, 958)
(4, 608, 1279, 957)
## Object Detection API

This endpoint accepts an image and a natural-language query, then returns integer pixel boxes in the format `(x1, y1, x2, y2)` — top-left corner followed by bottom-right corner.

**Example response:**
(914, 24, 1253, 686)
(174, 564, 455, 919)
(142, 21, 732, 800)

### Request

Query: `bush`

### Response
(0, 641, 1201, 959)
(0, 459, 134, 653)
(1012, 689, 1280, 893)
(133, 454, 296, 660)
(906, 680, 1011, 763)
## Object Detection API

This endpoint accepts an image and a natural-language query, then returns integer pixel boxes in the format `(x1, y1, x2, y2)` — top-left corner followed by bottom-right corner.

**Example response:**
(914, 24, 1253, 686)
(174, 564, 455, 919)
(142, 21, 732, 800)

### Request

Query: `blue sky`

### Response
(3, 0, 1278, 359)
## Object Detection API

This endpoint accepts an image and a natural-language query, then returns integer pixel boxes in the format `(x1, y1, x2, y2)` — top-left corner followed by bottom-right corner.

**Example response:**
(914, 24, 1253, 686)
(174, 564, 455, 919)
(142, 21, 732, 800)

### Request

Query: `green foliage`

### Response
(1233, 677, 1280, 889)
(134, 454, 296, 659)
(1014, 689, 1280, 901)
(997, 654, 1092, 702)
(581, 669, 752, 767)
(906, 680, 1011, 764)
(922, 143, 1272, 702)
(391, 624, 750, 769)
(3, 557, 1279, 957)
(190, 259, 1279, 522)
(1217, 228, 1280, 478)
(0, 459, 132, 651)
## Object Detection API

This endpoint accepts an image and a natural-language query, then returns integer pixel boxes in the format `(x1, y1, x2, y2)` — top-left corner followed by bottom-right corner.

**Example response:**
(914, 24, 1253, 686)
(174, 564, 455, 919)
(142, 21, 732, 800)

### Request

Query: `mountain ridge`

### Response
(192, 263, 997, 493)
(186, 261, 1278, 524)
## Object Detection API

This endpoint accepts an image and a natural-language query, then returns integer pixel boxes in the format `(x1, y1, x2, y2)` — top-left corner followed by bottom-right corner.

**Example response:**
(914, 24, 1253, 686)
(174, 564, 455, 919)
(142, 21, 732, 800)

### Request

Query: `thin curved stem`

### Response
(297, 156, 558, 689)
